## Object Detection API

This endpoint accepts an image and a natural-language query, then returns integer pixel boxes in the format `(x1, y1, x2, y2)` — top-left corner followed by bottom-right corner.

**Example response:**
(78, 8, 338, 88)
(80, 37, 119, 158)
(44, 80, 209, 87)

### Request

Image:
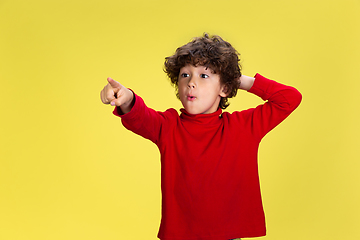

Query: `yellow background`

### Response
(1, 0, 359, 239)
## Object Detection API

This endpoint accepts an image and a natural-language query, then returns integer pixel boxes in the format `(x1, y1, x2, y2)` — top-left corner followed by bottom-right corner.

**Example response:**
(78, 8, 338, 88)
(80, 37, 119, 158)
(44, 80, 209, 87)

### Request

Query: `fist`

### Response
(100, 77, 134, 113)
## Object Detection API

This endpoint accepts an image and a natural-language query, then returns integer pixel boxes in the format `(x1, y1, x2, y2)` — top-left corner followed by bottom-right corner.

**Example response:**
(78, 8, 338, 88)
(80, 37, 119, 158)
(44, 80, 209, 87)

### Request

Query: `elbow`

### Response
(286, 87, 302, 112)
(293, 88, 302, 109)
(276, 87, 302, 113)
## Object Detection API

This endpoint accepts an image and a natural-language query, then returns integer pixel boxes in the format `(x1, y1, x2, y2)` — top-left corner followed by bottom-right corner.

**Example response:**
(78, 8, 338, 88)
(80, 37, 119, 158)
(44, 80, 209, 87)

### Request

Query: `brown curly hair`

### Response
(164, 33, 242, 109)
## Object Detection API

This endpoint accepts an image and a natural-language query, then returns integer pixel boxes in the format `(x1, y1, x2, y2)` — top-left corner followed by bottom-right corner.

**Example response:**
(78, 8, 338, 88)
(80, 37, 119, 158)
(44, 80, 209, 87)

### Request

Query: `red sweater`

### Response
(114, 74, 302, 240)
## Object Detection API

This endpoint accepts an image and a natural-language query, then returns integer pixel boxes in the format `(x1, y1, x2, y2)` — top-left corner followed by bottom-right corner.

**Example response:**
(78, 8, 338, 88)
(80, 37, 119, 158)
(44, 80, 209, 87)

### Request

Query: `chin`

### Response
(186, 109, 198, 115)
(188, 109, 210, 115)
(183, 107, 199, 115)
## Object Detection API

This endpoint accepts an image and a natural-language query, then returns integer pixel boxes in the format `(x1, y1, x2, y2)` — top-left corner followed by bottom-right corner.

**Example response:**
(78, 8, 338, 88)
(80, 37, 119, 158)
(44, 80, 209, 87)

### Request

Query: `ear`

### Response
(219, 84, 228, 98)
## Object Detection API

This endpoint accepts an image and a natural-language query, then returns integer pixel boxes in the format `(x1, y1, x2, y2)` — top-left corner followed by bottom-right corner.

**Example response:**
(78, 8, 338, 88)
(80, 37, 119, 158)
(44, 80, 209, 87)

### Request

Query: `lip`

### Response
(187, 95, 196, 101)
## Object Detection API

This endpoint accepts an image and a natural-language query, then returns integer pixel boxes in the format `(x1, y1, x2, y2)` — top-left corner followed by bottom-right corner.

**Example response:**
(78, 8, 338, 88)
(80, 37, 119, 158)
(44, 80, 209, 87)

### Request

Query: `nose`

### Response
(187, 76, 196, 89)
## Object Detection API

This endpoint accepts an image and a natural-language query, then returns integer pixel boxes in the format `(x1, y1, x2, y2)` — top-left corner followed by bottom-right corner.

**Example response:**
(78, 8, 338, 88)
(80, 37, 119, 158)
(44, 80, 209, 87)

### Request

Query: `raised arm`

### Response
(240, 74, 302, 140)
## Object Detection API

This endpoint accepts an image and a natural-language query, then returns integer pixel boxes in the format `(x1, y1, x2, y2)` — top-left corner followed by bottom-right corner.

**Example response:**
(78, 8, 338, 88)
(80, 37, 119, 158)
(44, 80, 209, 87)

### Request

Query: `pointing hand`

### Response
(100, 77, 134, 113)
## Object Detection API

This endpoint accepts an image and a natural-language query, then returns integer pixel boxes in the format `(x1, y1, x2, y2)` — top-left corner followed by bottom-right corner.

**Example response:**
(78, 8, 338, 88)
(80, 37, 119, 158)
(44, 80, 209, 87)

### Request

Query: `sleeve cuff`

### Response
(248, 73, 273, 101)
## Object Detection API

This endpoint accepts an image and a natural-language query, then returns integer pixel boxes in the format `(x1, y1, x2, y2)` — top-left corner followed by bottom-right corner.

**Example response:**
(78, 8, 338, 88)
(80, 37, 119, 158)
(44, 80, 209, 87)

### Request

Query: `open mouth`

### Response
(187, 95, 196, 101)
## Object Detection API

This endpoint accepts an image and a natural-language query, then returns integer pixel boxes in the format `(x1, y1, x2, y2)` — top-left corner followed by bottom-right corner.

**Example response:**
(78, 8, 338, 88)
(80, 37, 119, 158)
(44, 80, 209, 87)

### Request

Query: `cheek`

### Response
(204, 82, 221, 94)
(178, 81, 189, 93)
(177, 83, 186, 97)
(178, 80, 185, 88)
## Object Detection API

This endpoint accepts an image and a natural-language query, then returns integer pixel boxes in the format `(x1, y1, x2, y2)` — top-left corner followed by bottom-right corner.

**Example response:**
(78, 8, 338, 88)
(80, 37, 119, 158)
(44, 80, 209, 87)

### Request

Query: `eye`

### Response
(180, 73, 189, 78)
(200, 74, 209, 78)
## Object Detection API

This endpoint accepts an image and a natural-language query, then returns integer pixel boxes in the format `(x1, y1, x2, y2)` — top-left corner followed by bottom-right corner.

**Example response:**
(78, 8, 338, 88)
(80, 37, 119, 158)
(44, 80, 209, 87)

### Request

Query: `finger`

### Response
(111, 97, 125, 107)
(109, 89, 126, 106)
(106, 89, 116, 103)
(101, 90, 109, 104)
(100, 87, 109, 104)
(100, 89, 106, 104)
(107, 77, 122, 89)
(100, 90, 104, 103)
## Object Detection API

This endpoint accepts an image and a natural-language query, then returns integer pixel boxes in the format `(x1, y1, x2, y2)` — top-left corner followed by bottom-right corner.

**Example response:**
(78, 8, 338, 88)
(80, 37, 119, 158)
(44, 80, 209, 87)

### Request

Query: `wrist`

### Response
(239, 75, 255, 91)
(120, 90, 135, 114)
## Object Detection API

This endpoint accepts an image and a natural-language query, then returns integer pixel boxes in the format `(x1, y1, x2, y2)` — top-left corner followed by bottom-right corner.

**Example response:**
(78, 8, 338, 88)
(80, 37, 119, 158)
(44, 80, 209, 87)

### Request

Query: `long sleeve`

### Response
(113, 93, 178, 145)
(244, 73, 302, 140)
(112, 75, 302, 240)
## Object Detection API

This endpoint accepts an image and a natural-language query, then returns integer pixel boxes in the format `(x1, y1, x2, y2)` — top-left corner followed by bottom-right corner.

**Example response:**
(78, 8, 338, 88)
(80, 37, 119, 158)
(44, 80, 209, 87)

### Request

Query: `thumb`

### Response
(107, 77, 122, 89)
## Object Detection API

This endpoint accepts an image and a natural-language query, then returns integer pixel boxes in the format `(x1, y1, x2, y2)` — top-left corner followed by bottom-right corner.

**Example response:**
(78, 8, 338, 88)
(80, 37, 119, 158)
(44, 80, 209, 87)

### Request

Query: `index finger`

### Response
(107, 77, 122, 89)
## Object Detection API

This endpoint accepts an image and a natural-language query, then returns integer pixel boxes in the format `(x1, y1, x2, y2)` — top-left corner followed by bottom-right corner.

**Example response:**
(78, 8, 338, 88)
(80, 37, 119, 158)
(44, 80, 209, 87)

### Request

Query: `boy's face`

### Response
(178, 64, 227, 115)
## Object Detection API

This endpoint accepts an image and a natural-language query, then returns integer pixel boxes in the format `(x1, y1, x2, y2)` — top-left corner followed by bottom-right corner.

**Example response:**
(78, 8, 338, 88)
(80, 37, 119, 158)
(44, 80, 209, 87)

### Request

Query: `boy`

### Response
(100, 33, 302, 240)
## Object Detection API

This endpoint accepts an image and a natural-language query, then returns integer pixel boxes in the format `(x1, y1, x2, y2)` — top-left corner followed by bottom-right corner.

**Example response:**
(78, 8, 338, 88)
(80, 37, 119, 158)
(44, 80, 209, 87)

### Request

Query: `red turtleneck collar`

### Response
(179, 108, 223, 125)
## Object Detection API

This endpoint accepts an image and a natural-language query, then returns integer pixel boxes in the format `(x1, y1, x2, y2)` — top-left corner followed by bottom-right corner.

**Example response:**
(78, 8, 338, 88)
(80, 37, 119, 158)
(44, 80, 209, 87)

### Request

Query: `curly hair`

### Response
(164, 33, 242, 109)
